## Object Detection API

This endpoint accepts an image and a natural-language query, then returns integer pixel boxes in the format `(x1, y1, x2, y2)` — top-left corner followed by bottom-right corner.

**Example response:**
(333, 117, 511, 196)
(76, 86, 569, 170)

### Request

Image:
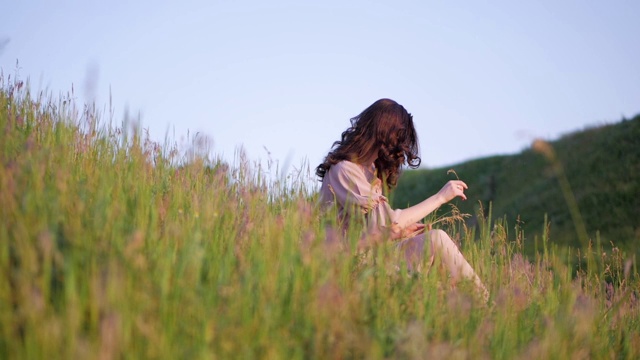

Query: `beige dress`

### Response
(319, 160, 489, 299)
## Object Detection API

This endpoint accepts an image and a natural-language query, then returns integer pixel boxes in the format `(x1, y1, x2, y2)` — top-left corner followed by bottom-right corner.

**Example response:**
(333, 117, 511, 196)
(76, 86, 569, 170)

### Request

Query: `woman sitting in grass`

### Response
(317, 98, 488, 299)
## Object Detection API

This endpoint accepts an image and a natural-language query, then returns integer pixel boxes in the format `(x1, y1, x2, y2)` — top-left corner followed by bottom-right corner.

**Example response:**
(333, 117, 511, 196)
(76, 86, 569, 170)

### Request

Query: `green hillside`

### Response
(393, 116, 640, 257)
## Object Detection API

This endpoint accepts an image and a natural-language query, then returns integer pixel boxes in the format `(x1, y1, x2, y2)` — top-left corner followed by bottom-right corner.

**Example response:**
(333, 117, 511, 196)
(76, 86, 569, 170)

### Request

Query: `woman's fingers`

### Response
(441, 180, 468, 201)
(453, 180, 468, 200)
(407, 223, 426, 232)
(452, 180, 468, 190)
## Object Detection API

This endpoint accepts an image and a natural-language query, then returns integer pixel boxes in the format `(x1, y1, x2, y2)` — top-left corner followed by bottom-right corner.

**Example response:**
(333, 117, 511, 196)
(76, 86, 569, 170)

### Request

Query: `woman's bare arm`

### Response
(393, 180, 468, 228)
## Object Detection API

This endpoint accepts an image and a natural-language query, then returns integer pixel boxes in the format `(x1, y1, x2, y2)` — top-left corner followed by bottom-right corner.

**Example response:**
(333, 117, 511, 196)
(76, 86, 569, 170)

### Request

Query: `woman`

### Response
(317, 98, 488, 298)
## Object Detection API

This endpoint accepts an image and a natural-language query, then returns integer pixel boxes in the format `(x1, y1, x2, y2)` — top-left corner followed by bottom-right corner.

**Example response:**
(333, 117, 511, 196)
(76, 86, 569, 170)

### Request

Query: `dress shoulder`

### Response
(327, 160, 370, 184)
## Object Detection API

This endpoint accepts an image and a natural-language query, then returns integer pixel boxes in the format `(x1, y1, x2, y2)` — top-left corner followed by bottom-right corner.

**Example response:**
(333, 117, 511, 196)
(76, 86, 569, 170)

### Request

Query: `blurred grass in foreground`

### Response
(1, 75, 639, 359)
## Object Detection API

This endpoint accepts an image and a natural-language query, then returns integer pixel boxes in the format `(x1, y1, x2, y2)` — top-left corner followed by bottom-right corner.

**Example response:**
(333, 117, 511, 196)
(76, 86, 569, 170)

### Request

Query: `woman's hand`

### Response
(403, 222, 426, 237)
(390, 222, 426, 240)
(436, 180, 468, 204)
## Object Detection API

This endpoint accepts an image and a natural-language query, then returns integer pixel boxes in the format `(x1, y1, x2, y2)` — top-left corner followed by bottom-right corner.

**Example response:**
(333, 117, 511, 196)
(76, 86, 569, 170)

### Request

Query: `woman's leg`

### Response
(401, 229, 488, 299)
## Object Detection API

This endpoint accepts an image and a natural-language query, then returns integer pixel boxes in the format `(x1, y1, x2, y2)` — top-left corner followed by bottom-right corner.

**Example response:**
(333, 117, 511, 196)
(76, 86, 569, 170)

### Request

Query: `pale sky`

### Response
(2, 1, 639, 179)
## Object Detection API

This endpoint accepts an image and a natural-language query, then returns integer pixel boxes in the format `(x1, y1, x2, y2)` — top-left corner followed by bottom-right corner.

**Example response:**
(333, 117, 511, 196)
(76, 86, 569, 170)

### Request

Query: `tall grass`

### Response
(2, 74, 639, 359)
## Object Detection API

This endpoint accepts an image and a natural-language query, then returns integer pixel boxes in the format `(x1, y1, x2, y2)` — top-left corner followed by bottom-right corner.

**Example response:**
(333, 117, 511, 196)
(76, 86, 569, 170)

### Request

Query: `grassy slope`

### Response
(393, 116, 640, 257)
(2, 76, 639, 358)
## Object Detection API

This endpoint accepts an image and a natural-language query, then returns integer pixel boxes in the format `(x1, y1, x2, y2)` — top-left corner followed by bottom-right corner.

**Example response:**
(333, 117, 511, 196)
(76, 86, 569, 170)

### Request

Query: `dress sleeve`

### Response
(324, 162, 403, 226)
(324, 162, 379, 213)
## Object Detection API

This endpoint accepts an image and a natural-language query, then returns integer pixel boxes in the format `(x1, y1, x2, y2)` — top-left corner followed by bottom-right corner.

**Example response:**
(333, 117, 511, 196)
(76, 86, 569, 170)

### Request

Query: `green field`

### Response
(2, 75, 639, 359)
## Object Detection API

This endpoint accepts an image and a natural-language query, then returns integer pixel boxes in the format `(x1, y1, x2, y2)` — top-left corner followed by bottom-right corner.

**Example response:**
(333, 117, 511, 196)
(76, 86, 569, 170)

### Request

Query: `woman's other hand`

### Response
(390, 222, 426, 240)
(403, 222, 426, 237)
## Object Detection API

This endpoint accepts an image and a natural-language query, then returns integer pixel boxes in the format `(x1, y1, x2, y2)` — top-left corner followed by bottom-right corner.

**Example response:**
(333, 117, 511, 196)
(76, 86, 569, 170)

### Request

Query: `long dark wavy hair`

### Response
(316, 98, 421, 189)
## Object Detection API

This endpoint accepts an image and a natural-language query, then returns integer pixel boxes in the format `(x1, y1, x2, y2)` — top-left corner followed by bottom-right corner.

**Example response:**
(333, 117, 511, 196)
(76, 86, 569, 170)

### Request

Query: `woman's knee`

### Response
(427, 229, 448, 245)
(428, 229, 448, 239)
(427, 229, 458, 251)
